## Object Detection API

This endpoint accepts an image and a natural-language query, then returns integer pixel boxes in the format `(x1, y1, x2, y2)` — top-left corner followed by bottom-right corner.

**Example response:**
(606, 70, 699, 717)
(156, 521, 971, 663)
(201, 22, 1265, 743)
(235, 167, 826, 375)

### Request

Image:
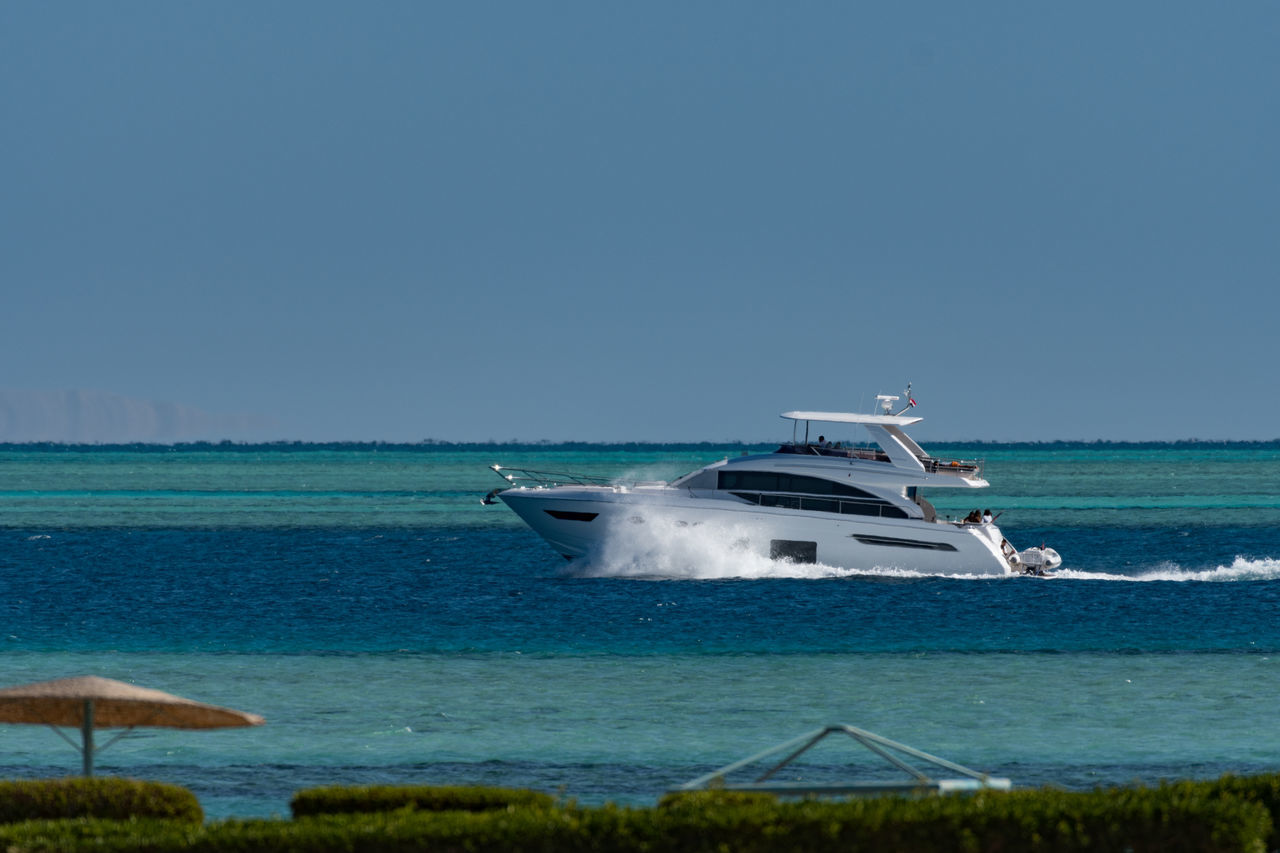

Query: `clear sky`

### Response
(2, 3, 1277, 443)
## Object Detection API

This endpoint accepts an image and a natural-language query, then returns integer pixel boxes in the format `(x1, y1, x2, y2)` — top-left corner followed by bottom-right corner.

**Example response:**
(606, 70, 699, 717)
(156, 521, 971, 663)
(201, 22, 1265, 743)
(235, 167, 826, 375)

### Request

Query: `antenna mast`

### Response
(893, 382, 916, 417)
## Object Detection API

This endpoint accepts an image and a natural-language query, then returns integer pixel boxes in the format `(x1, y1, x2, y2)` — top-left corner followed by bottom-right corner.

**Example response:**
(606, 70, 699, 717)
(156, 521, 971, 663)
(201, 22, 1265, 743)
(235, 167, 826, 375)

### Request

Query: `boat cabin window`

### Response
(718, 471, 879, 500)
(717, 470, 910, 520)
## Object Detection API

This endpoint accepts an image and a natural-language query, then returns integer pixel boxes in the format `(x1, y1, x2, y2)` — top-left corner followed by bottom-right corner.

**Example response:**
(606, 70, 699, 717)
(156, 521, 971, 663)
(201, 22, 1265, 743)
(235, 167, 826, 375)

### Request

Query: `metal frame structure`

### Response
(43, 700, 158, 776)
(674, 724, 1012, 796)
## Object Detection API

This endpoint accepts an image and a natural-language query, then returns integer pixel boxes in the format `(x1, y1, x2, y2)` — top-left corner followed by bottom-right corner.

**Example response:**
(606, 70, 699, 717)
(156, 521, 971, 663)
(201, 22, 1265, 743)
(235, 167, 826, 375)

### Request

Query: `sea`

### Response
(1, 441, 1279, 820)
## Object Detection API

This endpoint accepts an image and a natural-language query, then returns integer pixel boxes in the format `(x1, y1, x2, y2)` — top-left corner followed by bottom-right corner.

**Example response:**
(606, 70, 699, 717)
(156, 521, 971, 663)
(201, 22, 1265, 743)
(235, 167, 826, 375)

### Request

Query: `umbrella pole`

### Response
(81, 700, 94, 777)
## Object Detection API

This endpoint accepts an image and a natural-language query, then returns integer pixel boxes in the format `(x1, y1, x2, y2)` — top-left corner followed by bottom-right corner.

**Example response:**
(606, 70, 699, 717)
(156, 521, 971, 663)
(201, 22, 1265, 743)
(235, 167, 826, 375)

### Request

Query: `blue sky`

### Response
(2, 3, 1277, 442)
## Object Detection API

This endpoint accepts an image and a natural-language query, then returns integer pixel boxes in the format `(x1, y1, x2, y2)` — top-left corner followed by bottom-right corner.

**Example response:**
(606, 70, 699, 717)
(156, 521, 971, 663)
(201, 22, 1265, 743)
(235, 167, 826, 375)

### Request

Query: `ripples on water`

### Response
(1, 443, 1278, 818)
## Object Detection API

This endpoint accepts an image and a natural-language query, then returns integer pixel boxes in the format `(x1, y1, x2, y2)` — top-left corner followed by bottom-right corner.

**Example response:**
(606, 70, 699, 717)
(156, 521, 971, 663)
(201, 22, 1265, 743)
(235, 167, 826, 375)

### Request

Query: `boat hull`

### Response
(498, 486, 1012, 576)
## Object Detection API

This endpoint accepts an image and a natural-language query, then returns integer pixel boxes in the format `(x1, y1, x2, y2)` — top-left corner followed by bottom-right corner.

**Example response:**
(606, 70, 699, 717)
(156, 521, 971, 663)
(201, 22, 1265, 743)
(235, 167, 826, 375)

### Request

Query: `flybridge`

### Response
(780, 410, 983, 481)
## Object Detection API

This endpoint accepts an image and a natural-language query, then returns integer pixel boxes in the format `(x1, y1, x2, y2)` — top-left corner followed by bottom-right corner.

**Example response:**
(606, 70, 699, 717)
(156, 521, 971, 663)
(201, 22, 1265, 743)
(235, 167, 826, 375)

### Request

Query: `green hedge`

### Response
(641, 786, 1272, 853)
(657, 789, 779, 811)
(0, 778, 202, 824)
(0, 818, 203, 853)
(1199, 773, 1280, 851)
(0, 779, 1271, 853)
(289, 783, 557, 817)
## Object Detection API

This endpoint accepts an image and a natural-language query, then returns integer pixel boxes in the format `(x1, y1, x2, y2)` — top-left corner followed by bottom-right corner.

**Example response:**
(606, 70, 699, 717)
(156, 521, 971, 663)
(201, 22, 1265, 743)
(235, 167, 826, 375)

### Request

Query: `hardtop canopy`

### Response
(782, 411, 923, 427)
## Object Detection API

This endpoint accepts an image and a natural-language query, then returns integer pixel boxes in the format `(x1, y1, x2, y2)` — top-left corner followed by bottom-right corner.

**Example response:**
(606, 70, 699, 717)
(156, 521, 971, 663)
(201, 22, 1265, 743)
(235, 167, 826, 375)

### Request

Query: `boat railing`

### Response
(778, 443, 891, 462)
(489, 464, 629, 489)
(729, 491, 911, 520)
(780, 444, 983, 478)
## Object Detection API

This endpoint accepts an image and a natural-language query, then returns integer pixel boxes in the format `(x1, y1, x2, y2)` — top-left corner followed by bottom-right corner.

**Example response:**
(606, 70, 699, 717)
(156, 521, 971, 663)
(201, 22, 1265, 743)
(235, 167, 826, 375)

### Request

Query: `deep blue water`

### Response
(5, 527, 1279, 656)
(2, 443, 1280, 818)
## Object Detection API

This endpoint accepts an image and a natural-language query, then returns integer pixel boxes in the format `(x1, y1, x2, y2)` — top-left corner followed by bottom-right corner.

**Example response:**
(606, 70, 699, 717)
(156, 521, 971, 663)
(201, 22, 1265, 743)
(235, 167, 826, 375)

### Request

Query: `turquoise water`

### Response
(2, 442, 1279, 818)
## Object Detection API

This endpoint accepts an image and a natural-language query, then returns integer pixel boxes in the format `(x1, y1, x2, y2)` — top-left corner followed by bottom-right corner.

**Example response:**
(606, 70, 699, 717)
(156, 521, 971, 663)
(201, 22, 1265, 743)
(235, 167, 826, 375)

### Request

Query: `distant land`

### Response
(0, 389, 274, 443)
(2, 390, 1275, 447)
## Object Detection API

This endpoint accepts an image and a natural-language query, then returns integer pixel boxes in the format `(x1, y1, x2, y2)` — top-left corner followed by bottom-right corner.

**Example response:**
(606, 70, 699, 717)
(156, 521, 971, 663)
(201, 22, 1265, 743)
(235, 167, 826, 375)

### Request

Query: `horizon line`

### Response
(2, 437, 1278, 450)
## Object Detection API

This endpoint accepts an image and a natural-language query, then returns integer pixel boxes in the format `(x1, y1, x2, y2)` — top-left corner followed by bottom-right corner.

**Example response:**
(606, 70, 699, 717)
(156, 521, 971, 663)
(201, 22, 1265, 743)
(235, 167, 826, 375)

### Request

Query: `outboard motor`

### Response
(1018, 545, 1062, 575)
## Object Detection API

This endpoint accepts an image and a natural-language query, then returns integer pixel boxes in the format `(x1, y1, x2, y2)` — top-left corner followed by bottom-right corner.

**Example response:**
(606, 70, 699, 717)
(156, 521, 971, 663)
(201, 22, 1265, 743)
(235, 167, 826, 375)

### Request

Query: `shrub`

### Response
(0, 818, 204, 853)
(0, 778, 202, 824)
(645, 787, 1271, 853)
(1199, 772, 1280, 851)
(657, 789, 779, 811)
(0, 779, 1271, 852)
(290, 784, 557, 818)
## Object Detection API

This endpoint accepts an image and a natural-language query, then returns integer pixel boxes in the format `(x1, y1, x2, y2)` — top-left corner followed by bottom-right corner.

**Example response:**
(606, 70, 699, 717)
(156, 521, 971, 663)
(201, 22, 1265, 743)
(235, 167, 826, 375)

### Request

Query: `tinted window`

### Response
(759, 494, 802, 510)
(721, 470, 910, 518)
(718, 470, 881, 500)
(839, 503, 908, 519)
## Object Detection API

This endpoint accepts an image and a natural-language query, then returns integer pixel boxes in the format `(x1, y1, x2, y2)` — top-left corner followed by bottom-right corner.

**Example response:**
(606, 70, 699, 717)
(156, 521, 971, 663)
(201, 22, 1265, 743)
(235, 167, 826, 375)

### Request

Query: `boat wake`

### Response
(569, 518, 1280, 582)
(568, 516, 991, 581)
(572, 517, 845, 580)
(1051, 556, 1280, 583)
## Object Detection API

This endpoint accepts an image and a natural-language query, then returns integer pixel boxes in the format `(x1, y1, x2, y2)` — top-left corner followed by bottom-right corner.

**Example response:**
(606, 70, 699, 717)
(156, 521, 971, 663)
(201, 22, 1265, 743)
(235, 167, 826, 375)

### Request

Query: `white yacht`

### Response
(484, 394, 1060, 576)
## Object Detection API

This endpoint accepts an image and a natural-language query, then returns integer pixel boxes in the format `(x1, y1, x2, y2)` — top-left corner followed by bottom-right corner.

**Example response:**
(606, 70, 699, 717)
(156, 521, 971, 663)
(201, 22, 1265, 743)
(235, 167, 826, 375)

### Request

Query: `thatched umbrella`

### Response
(0, 675, 265, 776)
